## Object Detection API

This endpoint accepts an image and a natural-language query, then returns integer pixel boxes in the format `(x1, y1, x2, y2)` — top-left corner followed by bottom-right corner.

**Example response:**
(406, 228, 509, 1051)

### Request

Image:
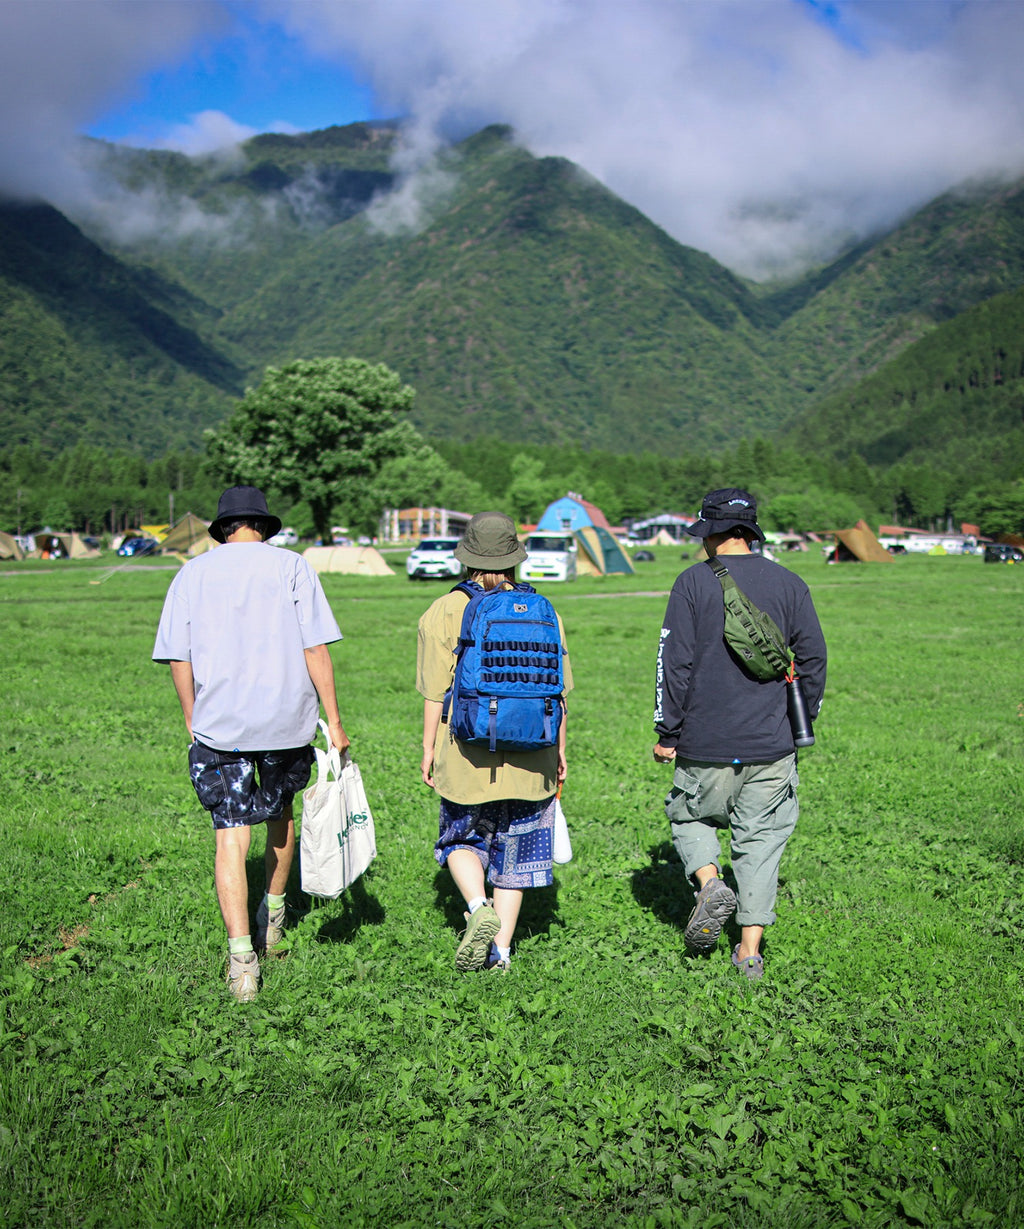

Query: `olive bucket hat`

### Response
(686, 487, 766, 543)
(454, 511, 528, 571)
(209, 485, 282, 544)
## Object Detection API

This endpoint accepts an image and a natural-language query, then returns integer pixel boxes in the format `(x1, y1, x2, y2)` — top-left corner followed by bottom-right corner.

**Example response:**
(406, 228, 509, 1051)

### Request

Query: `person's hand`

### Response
(557, 749, 567, 783)
(327, 719, 350, 754)
(421, 749, 435, 788)
(652, 743, 676, 764)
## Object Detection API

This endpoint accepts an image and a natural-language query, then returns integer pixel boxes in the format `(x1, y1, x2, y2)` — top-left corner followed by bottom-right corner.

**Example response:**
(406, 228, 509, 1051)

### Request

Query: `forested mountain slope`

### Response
(210, 127, 787, 451)
(763, 175, 1024, 402)
(781, 285, 1024, 481)
(0, 201, 240, 454)
(3, 121, 1024, 471)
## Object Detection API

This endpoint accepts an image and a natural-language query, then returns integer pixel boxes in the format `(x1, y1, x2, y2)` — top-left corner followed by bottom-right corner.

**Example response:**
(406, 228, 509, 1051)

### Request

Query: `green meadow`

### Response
(1, 549, 1022, 1228)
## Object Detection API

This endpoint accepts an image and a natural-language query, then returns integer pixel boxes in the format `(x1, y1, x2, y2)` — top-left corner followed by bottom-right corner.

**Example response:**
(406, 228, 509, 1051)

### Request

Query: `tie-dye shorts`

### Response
(188, 741, 314, 829)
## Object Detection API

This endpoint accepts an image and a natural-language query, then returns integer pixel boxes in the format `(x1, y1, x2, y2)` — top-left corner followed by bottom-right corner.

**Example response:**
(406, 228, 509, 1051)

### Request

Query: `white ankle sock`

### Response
(467, 896, 487, 914)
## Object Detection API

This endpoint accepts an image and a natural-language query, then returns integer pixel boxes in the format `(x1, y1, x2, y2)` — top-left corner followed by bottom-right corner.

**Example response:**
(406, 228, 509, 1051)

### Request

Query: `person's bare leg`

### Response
(445, 848, 487, 904)
(693, 862, 722, 888)
(215, 826, 253, 938)
(264, 805, 295, 897)
(492, 887, 523, 951)
(736, 924, 764, 962)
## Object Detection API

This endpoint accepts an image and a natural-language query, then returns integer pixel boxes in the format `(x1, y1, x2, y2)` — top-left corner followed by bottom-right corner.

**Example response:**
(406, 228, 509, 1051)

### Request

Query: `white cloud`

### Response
(3, 0, 1024, 275)
(0, 0, 223, 206)
(149, 109, 258, 158)
(271, 0, 1024, 276)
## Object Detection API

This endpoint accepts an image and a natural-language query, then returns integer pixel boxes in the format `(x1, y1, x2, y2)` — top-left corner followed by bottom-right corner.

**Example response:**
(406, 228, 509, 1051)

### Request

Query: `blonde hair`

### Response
(468, 568, 516, 591)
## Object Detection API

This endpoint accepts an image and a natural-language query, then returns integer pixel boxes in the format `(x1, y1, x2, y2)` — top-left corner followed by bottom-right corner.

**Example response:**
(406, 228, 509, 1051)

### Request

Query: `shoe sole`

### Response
(684, 882, 737, 953)
(455, 907, 500, 972)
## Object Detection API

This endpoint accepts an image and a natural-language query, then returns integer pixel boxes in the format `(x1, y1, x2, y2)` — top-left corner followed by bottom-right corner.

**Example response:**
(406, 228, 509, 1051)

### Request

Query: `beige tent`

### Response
(161, 512, 217, 558)
(650, 528, 678, 547)
(32, 531, 100, 559)
(0, 532, 24, 560)
(832, 520, 893, 563)
(303, 546, 395, 576)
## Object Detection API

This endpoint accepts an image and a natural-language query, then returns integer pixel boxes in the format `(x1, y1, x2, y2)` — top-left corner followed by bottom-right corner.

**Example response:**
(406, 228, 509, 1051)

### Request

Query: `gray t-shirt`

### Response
(153, 542, 342, 752)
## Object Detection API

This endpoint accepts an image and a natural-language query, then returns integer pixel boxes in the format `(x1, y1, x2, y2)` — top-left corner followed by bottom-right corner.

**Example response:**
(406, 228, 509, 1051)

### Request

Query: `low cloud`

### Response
(3, 2, 1024, 276)
(0, 0, 222, 208)
(274, 0, 1024, 276)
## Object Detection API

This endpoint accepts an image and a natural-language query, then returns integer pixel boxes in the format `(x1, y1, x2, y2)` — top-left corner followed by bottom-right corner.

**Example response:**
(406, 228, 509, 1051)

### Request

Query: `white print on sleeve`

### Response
(654, 627, 670, 725)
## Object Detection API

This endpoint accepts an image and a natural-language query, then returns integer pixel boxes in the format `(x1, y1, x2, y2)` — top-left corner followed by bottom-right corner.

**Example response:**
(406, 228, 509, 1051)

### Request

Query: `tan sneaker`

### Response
(254, 899, 287, 957)
(227, 952, 260, 1002)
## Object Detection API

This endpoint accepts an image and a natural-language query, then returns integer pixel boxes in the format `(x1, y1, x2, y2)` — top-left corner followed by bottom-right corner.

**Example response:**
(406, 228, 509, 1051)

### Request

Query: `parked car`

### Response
(983, 542, 1024, 564)
(520, 533, 578, 582)
(406, 537, 463, 581)
(267, 527, 299, 547)
(116, 536, 159, 557)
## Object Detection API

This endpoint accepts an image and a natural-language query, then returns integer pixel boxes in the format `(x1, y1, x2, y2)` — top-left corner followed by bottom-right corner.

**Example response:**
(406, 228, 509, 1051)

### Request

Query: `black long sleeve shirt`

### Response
(655, 555, 827, 762)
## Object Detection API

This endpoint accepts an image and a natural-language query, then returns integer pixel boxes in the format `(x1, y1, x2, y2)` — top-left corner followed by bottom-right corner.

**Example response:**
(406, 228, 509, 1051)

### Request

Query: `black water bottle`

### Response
(787, 675, 815, 747)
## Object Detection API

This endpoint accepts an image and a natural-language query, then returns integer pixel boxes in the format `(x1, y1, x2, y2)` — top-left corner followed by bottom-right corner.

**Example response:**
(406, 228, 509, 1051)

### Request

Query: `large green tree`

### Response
(206, 358, 416, 543)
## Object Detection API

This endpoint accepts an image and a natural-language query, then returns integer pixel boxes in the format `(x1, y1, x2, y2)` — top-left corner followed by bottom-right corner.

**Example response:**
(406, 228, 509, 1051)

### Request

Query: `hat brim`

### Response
(210, 513, 283, 544)
(454, 541, 528, 570)
(686, 517, 765, 543)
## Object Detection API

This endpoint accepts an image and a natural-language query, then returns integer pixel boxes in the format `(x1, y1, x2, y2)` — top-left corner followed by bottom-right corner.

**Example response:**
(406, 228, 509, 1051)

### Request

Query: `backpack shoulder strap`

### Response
(705, 556, 736, 593)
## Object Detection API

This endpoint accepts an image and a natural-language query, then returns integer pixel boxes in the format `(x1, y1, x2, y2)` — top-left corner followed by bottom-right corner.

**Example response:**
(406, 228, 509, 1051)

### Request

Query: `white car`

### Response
(267, 527, 299, 547)
(406, 537, 464, 581)
(520, 533, 578, 582)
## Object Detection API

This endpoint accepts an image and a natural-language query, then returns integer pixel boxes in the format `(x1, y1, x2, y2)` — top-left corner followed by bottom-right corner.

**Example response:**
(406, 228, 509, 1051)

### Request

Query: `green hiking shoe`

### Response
(455, 905, 500, 972)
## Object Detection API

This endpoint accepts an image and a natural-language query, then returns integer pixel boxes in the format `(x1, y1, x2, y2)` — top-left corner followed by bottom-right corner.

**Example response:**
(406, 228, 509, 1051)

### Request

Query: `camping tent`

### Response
(537, 494, 613, 534)
(575, 525, 635, 575)
(831, 520, 893, 563)
(31, 531, 100, 559)
(160, 512, 217, 557)
(0, 532, 24, 561)
(302, 546, 395, 576)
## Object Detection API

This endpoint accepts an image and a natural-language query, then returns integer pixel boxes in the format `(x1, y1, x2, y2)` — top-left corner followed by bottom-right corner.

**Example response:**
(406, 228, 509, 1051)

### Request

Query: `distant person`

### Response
(652, 488, 826, 979)
(153, 486, 349, 1002)
(417, 511, 572, 972)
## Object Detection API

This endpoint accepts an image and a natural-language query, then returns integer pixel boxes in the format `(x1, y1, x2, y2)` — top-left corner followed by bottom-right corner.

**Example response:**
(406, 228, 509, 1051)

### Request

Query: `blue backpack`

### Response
(443, 581, 565, 753)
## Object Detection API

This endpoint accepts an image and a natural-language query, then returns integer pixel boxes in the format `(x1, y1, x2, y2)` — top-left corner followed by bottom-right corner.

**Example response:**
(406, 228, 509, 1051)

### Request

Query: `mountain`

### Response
(3, 121, 1024, 471)
(0, 199, 241, 455)
(780, 284, 1024, 481)
(761, 175, 1024, 403)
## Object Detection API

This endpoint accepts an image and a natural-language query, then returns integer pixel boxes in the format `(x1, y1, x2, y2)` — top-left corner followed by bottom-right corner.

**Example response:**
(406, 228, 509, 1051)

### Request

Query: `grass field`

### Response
(1, 548, 1022, 1228)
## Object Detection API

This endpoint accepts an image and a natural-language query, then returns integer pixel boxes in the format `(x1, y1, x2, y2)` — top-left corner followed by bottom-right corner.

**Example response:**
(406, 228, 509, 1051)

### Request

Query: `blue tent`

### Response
(537, 495, 600, 534)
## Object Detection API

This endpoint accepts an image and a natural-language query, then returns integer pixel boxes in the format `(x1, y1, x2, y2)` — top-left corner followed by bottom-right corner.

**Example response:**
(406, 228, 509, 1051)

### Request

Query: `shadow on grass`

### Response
(630, 840, 750, 956)
(307, 875, 386, 944)
(241, 829, 385, 946)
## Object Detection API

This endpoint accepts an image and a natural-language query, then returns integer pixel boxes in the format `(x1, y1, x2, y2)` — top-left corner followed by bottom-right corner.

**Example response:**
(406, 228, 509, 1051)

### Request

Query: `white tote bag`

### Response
(300, 721, 377, 898)
(553, 794, 573, 864)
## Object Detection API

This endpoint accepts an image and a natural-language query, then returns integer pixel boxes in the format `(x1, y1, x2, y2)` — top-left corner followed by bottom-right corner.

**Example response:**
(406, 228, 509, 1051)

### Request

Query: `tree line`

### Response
(3, 356, 1023, 542)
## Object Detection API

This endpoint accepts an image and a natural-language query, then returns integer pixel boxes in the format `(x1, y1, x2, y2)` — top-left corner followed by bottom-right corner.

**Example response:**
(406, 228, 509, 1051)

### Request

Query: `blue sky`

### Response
(85, 7, 381, 146)
(3, 0, 1023, 277)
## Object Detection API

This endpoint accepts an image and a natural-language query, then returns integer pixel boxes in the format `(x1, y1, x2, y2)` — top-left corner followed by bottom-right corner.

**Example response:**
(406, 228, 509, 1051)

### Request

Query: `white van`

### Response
(521, 533, 578, 582)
